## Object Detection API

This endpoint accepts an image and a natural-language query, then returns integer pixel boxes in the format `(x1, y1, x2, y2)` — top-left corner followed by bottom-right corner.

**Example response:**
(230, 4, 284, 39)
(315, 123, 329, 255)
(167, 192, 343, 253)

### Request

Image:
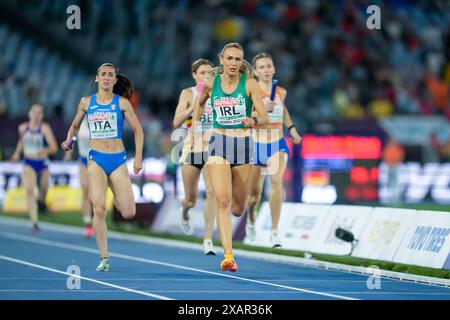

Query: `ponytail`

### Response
(239, 59, 253, 76)
(113, 74, 134, 100)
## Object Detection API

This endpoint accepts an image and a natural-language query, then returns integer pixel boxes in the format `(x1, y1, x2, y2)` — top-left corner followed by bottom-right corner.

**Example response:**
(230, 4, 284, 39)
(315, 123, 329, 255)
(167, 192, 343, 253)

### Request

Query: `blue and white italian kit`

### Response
(22, 125, 49, 174)
(86, 94, 127, 175)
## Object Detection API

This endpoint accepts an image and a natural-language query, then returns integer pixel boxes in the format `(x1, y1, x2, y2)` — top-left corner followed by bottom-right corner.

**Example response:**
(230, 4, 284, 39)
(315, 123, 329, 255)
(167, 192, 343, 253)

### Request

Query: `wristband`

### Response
(252, 117, 259, 126)
(288, 125, 295, 131)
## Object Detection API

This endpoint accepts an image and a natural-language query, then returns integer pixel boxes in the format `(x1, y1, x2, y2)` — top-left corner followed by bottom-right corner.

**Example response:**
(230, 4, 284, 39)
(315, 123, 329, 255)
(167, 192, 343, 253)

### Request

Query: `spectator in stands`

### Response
(1, 1, 449, 155)
(441, 140, 450, 163)
(423, 131, 442, 163)
(382, 138, 405, 204)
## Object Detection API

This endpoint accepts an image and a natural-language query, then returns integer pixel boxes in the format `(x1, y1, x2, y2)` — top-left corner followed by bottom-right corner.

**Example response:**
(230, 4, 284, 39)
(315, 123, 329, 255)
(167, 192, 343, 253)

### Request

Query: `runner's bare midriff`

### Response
(23, 151, 47, 161)
(90, 139, 125, 153)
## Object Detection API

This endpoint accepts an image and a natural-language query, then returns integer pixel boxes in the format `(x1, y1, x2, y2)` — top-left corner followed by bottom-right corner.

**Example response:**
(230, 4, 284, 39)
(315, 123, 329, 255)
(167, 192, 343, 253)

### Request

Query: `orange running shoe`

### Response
(220, 252, 238, 272)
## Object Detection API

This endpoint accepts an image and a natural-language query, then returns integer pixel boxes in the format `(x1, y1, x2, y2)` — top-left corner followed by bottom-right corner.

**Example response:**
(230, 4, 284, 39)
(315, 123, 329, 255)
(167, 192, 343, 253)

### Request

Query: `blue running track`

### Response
(0, 217, 449, 300)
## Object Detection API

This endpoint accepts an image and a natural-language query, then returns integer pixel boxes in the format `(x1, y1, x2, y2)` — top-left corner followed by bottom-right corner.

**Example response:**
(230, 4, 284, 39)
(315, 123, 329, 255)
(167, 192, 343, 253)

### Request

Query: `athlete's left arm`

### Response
(279, 88, 302, 144)
(244, 77, 268, 127)
(41, 123, 58, 157)
(121, 98, 144, 175)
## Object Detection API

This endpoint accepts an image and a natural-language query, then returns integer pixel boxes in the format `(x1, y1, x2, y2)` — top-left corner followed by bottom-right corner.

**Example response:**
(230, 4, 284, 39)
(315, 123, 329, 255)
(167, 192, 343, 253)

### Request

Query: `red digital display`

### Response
(301, 135, 381, 203)
(301, 135, 382, 159)
(350, 167, 379, 185)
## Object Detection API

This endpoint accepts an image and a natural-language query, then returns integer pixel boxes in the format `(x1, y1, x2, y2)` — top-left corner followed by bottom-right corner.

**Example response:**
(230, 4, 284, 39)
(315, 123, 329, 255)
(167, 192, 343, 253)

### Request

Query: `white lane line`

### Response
(0, 254, 172, 300)
(0, 278, 391, 282)
(0, 231, 358, 300)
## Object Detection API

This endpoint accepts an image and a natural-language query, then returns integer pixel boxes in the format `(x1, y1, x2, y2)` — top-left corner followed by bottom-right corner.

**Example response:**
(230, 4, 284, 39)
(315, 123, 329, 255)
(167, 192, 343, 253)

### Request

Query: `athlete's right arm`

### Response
(10, 123, 26, 161)
(190, 80, 212, 150)
(191, 79, 212, 128)
(62, 97, 88, 151)
(173, 89, 193, 128)
(246, 77, 268, 126)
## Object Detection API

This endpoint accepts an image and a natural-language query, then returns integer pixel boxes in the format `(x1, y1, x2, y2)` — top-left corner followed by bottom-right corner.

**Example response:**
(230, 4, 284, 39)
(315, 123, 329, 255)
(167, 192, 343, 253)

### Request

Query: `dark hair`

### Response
(114, 74, 134, 100)
(192, 59, 213, 73)
(96, 63, 133, 100)
(97, 62, 118, 74)
(210, 42, 252, 77)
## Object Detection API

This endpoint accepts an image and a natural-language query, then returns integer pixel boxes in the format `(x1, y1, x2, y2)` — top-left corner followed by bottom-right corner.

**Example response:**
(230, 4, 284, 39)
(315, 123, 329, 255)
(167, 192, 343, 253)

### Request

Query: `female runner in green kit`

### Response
(192, 43, 268, 272)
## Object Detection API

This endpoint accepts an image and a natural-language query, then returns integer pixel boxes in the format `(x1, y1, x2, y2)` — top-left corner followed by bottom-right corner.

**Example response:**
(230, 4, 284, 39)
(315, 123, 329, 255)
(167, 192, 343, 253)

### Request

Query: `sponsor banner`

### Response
(152, 194, 205, 237)
(392, 210, 450, 269)
(311, 205, 372, 255)
(3, 186, 114, 213)
(444, 253, 450, 270)
(378, 162, 450, 205)
(352, 207, 418, 261)
(244, 202, 331, 251)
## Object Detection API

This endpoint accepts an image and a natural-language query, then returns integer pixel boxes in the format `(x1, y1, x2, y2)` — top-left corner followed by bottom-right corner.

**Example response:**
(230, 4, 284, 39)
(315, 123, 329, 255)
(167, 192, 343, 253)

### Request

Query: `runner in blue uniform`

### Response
(11, 104, 58, 232)
(62, 63, 144, 271)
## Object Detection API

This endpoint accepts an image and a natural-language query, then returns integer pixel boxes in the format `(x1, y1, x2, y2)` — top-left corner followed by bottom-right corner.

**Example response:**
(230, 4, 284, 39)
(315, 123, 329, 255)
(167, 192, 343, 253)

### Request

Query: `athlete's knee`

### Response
(25, 187, 34, 197)
(121, 205, 136, 219)
(182, 195, 198, 209)
(215, 195, 231, 209)
(231, 203, 246, 217)
(248, 193, 261, 206)
(270, 176, 283, 190)
(205, 187, 215, 200)
(93, 204, 106, 220)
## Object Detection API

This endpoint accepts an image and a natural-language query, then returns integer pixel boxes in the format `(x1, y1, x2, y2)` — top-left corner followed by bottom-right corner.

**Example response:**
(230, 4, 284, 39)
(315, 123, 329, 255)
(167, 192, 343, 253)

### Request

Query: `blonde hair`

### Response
(210, 42, 253, 77)
(251, 53, 273, 68)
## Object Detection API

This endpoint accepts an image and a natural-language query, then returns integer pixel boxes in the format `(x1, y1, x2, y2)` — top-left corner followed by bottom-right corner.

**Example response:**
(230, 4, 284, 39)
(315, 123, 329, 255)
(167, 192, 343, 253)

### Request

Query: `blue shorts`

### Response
(24, 158, 49, 174)
(254, 138, 290, 167)
(88, 149, 127, 175)
(80, 156, 88, 167)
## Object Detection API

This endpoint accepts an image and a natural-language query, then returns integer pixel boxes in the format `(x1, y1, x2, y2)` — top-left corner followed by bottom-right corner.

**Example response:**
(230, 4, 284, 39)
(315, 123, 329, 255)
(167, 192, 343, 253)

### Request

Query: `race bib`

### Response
(200, 101, 213, 131)
(265, 96, 284, 124)
(88, 111, 118, 139)
(23, 131, 45, 156)
(213, 94, 247, 126)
